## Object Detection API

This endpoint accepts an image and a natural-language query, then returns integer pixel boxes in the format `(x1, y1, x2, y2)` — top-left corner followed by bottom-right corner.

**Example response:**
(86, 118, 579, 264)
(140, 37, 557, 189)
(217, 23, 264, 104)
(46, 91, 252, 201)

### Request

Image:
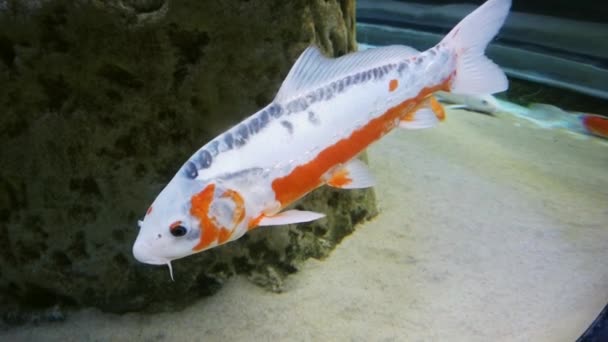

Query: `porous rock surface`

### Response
(0, 0, 376, 323)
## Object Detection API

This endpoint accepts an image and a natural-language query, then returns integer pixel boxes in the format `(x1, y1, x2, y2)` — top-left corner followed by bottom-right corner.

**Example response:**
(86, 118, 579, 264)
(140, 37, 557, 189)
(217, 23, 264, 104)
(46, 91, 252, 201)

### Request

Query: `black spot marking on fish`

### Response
(238, 123, 249, 139)
(415, 56, 424, 65)
(382, 65, 390, 74)
(286, 101, 296, 113)
(367, 70, 374, 80)
(324, 86, 333, 100)
(268, 103, 283, 118)
(306, 92, 316, 104)
(428, 48, 437, 57)
(287, 99, 307, 113)
(362, 70, 370, 82)
(398, 62, 408, 74)
(224, 133, 234, 149)
(248, 117, 260, 135)
(315, 87, 324, 101)
(234, 124, 249, 147)
(353, 73, 361, 84)
(197, 150, 213, 169)
(372, 68, 379, 79)
(337, 79, 344, 92)
(184, 161, 198, 179)
(208, 141, 220, 156)
(299, 97, 309, 111)
(280, 120, 293, 134)
(344, 75, 352, 86)
(330, 81, 337, 92)
(259, 110, 269, 127)
(308, 111, 320, 125)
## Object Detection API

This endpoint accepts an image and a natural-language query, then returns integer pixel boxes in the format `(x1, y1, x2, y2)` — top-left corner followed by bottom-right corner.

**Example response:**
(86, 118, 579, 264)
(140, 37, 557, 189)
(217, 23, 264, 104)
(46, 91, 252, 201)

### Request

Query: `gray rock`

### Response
(0, 0, 376, 322)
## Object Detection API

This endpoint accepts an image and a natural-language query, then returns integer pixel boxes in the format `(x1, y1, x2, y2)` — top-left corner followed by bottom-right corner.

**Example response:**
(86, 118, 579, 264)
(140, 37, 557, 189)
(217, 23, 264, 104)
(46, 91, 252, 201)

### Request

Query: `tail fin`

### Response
(440, 0, 511, 95)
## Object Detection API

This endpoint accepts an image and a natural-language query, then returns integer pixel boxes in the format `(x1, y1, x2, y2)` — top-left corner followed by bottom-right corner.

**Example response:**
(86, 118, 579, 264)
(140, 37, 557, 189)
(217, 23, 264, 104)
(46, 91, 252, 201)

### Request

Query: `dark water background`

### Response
(400, 0, 607, 22)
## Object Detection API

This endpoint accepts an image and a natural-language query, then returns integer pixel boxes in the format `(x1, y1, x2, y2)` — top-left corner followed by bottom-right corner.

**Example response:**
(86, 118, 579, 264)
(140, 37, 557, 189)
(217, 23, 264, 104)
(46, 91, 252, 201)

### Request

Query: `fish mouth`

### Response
(132, 239, 170, 266)
(135, 256, 168, 266)
(132, 240, 176, 280)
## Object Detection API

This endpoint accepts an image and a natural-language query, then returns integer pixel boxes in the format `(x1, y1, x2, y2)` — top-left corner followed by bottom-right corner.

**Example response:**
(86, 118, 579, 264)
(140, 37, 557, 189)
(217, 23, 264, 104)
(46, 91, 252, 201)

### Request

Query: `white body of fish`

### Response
(133, 0, 512, 277)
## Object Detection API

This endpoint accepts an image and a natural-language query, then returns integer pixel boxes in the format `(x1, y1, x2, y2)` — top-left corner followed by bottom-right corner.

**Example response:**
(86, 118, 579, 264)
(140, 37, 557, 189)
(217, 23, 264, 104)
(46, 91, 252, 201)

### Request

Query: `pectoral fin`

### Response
(256, 210, 325, 226)
(327, 159, 375, 189)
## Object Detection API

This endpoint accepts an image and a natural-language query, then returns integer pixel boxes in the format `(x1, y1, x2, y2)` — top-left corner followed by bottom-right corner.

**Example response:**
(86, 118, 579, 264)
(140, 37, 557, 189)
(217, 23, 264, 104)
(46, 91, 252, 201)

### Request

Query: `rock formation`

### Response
(0, 0, 376, 323)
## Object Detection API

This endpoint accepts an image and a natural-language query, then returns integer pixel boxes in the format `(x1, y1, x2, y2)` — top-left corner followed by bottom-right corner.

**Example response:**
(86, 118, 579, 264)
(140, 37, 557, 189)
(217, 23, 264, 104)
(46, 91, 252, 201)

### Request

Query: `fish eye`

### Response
(170, 225, 187, 237)
(169, 221, 188, 237)
(481, 100, 488, 105)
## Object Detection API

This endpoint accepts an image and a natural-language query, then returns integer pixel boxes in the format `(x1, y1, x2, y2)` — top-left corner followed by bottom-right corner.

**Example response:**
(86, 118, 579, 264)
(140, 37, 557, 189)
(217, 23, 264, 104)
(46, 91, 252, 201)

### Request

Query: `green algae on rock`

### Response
(0, 0, 376, 323)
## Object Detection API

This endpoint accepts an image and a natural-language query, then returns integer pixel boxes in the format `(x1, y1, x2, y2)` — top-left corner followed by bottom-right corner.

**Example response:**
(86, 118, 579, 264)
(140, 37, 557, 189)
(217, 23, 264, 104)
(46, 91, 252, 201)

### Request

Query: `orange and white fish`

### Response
(133, 0, 511, 279)
(499, 102, 608, 139)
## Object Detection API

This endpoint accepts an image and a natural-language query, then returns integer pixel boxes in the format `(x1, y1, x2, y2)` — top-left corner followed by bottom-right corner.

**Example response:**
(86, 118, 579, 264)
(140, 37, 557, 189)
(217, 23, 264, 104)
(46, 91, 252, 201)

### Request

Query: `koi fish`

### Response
(435, 91, 500, 115)
(500, 102, 608, 139)
(133, 0, 511, 279)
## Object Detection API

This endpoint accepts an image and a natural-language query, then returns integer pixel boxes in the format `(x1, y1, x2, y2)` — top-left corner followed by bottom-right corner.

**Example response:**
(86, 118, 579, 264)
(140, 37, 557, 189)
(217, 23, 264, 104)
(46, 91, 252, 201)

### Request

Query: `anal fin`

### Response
(256, 210, 325, 226)
(429, 96, 446, 121)
(327, 159, 375, 189)
(399, 96, 445, 129)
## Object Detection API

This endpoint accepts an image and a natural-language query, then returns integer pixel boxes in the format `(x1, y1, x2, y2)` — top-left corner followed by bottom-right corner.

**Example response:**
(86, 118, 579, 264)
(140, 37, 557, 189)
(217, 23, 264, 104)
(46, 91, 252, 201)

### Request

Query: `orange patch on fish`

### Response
(402, 109, 416, 122)
(218, 228, 232, 244)
(271, 79, 451, 206)
(327, 168, 352, 188)
(248, 215, 265, 230)
(190, 183, 220, 251)
(389, 79, 399, 92)
(221, 189, 246, 228)
(190, 186, 246, 248)
(582, 114, 608, 138)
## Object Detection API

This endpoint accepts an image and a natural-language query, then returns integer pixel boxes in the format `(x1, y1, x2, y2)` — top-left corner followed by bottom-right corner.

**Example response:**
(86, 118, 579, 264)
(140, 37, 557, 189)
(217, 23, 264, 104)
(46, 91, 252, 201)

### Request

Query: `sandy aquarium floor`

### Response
(4, 109, 608, 341)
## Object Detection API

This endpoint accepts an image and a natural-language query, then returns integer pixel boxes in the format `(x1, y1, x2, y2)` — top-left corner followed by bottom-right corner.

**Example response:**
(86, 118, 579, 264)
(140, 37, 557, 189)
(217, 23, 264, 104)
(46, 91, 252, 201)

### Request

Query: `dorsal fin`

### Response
(275, 45, 420, 101)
